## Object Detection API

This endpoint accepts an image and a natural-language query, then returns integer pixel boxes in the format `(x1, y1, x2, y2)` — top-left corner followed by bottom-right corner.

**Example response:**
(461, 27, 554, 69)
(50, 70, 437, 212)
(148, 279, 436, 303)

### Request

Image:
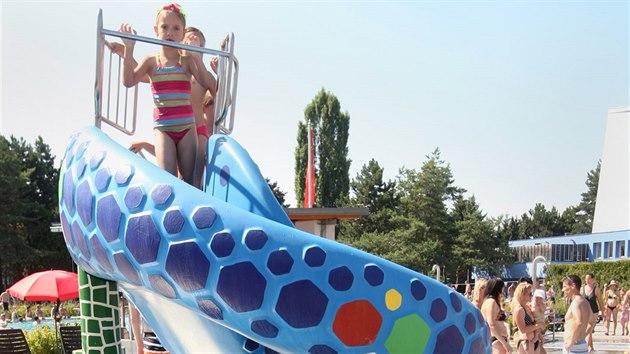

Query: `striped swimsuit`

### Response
(150, 54, 194, 143)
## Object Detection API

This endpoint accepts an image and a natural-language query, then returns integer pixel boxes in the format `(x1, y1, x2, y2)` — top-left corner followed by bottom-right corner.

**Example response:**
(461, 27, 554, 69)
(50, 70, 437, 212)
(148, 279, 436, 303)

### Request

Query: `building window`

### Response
(617, 241, 625, 258)
(603, 242, 613, 258)
(594, 243, 601, 259)
(552, 245, 560, 261)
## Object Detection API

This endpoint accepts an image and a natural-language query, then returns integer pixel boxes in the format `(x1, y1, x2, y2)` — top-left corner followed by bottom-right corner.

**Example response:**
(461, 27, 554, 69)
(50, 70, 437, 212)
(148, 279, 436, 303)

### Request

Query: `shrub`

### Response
(546, 259, 630, 295)
(25, 325, 61, 354)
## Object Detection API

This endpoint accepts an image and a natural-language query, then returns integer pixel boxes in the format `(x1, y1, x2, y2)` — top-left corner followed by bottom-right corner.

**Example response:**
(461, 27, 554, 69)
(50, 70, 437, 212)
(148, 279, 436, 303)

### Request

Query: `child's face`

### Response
(154, 11, 184, 42)
(184, 31, 205, 47)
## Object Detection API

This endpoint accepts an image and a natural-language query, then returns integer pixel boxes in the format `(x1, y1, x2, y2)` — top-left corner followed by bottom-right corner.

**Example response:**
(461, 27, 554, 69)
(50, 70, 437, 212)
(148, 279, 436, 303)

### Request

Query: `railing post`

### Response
(94, 10, 104, 129)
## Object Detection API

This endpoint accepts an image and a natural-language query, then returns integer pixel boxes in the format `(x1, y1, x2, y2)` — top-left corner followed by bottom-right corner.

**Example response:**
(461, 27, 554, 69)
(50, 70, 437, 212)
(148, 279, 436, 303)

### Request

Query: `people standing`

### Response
(481, 278, 511, 354)
(531, 289, 547, 354)
(581, 272, 604, 352)
(604, 280, 620, 335)
(472, 278, 488, 309)
(622, 288, 630, 340)
(120, 3, 214, 186)
(0, 290, 10, 312)
(562, 275, 590, 354)
(512, 282, 545, 353)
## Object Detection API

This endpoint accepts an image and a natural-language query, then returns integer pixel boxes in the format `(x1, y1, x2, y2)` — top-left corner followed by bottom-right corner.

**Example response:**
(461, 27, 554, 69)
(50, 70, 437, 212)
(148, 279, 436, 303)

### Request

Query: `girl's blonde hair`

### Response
(512, 282, 532, 309)
(472, 278, 488, 308)
(157, 3, 186, 27)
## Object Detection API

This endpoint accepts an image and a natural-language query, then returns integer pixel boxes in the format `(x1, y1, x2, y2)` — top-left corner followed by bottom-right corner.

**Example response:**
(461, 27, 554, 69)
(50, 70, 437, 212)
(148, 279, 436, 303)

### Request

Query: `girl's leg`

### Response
(176, 128, 198, 186)
(605, 309, 610, 334)
(194, 134, 208, 189)
(154, 130, 178, 177)
(612, 307, 619, 336)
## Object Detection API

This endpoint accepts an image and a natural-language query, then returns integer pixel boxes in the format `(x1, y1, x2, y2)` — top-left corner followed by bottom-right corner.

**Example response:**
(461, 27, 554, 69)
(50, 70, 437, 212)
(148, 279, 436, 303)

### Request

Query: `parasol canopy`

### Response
(7, 270, 79, 302)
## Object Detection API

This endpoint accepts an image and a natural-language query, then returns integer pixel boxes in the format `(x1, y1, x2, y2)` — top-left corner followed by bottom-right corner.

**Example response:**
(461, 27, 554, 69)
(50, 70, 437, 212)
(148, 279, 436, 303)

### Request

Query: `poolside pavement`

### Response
(542, 320, 629, 353)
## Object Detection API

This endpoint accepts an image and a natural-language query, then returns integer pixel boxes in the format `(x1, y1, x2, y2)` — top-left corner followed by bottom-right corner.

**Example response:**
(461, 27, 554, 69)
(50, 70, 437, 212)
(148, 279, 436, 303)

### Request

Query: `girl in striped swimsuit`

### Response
(120, 3, 214, 185)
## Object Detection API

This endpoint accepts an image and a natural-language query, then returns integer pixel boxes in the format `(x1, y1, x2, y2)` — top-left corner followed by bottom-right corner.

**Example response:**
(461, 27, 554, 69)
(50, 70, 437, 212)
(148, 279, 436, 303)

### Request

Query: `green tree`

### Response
(0, 136, 35, 287)
(294, 121, 309, 207)
(0, 135, 68, 286)
(493, 215, 521, 242)
(396, 149, 465, 279)
(338, 159, 398, 240)
(294, 89, 351, 207)
(265, 178, 289, 208)
(338, 149, 512, 278)
(570, 161, 600, 234)
(518, 204, 563, 238)
(451, 195, 510, 280)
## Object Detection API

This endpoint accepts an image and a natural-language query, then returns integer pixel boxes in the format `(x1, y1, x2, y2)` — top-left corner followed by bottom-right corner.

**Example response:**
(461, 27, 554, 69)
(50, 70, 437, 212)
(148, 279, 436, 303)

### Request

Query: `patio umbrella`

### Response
(7, 270, 79, 302)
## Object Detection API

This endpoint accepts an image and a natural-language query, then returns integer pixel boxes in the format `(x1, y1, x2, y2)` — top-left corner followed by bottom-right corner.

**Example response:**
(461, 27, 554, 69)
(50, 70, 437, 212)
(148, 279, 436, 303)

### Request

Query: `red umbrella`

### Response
(8, 270, 79, 301)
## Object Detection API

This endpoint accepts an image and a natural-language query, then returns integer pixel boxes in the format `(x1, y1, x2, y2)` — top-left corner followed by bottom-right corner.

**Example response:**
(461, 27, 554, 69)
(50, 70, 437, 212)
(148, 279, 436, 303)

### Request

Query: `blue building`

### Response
(506, 231, 630, 279)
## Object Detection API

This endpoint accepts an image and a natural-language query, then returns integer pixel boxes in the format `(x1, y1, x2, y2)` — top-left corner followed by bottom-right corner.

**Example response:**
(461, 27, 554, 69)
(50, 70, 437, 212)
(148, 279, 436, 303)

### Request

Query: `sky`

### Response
(1, 1, 628, 217)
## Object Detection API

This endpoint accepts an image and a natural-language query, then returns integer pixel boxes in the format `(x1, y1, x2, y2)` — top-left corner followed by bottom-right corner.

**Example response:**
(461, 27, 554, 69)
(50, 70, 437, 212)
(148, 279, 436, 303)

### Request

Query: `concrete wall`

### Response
(593, 107, 630, 233)
(294, 220, 337, 240)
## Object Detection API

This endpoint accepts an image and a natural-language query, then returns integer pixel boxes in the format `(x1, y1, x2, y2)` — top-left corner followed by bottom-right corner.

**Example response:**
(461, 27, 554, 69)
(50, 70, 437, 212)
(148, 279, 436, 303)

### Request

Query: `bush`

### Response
(25, 325, 61, 354)
(546, 259, 630, 294)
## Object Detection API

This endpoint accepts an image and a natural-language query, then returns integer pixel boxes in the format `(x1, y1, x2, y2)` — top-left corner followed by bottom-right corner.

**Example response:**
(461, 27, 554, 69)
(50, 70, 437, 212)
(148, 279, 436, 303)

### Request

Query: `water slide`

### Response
(59, 126, 491, 353)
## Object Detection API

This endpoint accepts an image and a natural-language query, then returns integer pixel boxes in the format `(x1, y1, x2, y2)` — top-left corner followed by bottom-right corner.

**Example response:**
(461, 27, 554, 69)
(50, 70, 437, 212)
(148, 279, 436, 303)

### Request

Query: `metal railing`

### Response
(94, 9, 239, 136)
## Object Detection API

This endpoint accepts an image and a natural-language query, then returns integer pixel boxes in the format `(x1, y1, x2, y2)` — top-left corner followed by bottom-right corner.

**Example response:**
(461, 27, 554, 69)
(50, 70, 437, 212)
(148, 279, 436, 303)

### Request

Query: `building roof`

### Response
(509, 229, 630, 247)
(285, 207, 370, 221)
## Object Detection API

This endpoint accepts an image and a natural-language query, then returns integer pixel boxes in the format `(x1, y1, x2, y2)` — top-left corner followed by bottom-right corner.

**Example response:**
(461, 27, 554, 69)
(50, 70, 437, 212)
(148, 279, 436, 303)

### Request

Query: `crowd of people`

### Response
(462, 275, 630, 354)
(0, 289, 73, 329)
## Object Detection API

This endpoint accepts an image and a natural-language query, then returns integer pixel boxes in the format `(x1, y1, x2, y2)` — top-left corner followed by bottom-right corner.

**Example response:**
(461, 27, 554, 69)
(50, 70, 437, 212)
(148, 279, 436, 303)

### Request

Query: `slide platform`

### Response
(59, 126, 491, 353)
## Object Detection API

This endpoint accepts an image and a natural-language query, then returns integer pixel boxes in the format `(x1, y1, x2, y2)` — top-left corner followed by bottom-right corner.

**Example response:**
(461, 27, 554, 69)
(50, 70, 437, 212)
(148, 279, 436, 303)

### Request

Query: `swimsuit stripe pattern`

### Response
(151, 56, 194, 132)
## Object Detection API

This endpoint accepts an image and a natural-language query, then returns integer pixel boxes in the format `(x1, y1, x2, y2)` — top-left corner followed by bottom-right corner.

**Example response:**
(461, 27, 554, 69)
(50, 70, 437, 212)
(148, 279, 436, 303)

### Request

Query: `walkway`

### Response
(543, 320, 629, 353)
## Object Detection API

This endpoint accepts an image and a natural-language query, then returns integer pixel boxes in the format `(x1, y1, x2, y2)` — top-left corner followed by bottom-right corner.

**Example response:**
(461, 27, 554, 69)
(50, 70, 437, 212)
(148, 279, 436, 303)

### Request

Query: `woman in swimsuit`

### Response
(604, 280, 620, 335)
(581, 272, 604, 351)
(622, 289, 630, 340)
(472, 278, 488, 310)
(481, 278, 511, 354)
(512, 282, 545, 354)
(620, 290, 629, 336)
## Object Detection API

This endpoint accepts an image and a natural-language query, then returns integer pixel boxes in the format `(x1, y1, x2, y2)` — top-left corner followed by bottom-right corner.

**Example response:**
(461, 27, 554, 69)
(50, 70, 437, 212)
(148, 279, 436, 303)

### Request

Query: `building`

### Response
(505, 107, 630, 280)
(286, 207, 369, 240)
(508, 231, 629, 279)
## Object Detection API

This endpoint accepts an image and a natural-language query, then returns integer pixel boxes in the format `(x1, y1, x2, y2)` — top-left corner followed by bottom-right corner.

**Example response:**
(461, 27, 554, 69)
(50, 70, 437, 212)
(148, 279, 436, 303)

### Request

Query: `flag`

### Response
(303, 125, 315, 208)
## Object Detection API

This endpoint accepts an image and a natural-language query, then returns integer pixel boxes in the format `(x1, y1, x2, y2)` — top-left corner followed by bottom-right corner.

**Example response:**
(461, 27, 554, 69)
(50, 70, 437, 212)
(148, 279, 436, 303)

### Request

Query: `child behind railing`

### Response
(120, 3, 215, 186)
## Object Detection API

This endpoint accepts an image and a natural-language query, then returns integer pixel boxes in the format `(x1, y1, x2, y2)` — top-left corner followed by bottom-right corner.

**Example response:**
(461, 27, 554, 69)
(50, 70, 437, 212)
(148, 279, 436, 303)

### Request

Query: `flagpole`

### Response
(307, 126, 313, 208)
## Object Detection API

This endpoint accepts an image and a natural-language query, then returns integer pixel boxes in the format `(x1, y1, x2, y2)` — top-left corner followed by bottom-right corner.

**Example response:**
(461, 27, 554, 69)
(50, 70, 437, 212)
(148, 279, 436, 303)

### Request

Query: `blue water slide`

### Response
(59, 126, 491, 354)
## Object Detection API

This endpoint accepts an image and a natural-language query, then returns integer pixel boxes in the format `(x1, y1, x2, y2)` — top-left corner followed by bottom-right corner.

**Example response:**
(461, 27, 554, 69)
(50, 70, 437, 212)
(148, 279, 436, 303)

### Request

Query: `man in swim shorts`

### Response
(562, 275, 591, 354)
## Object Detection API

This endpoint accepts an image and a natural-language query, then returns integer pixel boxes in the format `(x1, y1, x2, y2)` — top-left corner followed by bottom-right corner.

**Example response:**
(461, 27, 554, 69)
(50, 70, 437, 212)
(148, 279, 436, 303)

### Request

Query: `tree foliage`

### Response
(570, 161, 600, 234)
(0, 135, 68, 288)
(294, 89, 351, 207)
(338, 149, 512, 282)
(498, 161, 601, 240)
(266, 177, 289, 208)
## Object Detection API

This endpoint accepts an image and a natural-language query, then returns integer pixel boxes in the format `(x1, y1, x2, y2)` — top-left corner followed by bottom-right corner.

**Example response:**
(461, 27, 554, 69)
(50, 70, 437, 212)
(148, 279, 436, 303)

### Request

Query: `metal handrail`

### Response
(94, 9, 239, 136)
(213, 33, 239, 135)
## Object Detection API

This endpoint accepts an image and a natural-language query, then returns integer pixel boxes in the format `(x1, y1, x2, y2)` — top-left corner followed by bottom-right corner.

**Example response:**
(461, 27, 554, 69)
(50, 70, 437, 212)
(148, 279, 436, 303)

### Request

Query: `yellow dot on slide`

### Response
(385, 289, 402, 311)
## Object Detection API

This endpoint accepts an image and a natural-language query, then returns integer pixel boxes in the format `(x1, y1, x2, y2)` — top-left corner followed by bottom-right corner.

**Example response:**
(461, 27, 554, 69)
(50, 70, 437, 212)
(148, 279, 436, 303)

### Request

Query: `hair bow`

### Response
(159, 3, 186, 19)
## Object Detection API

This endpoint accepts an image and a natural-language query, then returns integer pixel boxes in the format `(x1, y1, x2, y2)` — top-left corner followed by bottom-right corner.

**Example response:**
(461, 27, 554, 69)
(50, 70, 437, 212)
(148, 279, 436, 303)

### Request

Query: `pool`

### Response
(3, 317, 80, 332)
